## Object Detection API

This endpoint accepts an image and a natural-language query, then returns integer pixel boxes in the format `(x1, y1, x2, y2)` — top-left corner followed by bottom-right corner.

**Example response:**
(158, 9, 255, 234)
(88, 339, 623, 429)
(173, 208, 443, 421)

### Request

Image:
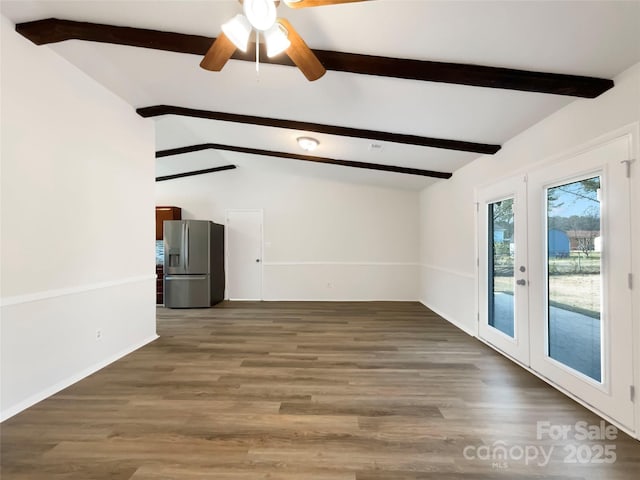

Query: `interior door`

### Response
(226, 210, 263, 301)
(477, 175, 530, 365)
(527, 135, 635, 430)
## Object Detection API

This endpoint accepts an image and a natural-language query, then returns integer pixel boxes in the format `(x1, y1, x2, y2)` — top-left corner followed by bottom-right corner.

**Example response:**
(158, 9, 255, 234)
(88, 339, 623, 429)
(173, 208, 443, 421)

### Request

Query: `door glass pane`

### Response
(488, 199, 515, 337)
(547, 177, 602, 382)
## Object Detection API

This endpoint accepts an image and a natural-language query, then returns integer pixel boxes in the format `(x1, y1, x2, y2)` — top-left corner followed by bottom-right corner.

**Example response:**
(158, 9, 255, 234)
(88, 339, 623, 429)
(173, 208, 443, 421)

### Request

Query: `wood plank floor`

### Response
(2, 301, 639, 479)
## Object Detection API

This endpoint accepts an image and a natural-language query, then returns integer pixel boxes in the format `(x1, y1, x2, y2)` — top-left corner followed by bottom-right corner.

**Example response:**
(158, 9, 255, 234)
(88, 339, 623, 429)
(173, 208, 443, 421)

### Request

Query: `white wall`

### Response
(418, 63, 640, 432)
(0, 16, 157, 420)
(156, 167, 419, 301)
(419, 62, 640, 332)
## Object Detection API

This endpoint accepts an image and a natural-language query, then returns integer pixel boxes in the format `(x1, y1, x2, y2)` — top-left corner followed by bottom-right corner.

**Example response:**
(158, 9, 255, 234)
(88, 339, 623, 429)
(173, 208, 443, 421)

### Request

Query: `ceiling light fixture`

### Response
(221, 14, 252, 52)
(244, 0, 277, 31)
(264, 23, 291, 57)
(220, 0, 290, 70)
(297, 136, 319, 152)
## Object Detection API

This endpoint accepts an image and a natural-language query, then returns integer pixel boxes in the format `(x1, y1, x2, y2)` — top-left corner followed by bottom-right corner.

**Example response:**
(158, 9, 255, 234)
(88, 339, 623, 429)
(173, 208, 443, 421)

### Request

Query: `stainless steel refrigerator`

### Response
(163, 220, 225, 308)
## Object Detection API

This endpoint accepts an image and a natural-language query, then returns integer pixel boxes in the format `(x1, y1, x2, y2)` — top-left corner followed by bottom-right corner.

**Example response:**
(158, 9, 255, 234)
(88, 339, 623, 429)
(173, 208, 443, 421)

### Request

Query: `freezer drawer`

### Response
(164, 275, 211, 308)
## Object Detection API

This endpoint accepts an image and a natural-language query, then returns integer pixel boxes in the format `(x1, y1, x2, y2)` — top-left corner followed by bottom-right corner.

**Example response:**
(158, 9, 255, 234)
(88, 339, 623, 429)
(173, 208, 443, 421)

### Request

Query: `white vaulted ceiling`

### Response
(2, 0, 640, 189)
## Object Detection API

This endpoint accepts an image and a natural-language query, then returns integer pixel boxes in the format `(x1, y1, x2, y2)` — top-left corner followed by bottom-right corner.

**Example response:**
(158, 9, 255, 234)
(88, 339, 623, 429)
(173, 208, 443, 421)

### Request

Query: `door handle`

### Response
(256, 259, 261, 263)
(516, 279, 527, 286)
(165, 275, 207, 281)
(185, 222, 190, 269)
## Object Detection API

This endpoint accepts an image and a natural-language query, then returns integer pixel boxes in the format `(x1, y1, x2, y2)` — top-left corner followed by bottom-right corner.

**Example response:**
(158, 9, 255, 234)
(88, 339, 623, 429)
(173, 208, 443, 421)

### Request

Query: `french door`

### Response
(478, 175, 530, 365)
(477, 134, 635, 430)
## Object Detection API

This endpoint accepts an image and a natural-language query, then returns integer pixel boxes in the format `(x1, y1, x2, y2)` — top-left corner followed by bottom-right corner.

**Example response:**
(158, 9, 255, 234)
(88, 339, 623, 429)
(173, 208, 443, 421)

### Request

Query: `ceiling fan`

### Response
(200, 0, 367, 81)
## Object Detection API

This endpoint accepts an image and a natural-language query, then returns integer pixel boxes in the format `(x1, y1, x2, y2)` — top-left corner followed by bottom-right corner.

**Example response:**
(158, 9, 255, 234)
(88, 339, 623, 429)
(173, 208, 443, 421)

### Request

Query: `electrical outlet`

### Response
(96, 329, 102, 340)
(327, 282, 332, 288)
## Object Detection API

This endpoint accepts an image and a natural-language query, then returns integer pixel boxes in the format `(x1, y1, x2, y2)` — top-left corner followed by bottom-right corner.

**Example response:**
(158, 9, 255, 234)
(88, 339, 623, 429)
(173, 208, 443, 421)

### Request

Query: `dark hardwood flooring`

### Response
(1, 301, 639, 479)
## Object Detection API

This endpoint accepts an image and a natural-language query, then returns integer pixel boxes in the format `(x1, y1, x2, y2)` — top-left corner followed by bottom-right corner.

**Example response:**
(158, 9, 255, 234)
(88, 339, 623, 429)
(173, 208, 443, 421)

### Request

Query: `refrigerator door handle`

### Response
(185, 222, 190, 269)
(165, 275, 207, 281)
(180, 221, 186, 273)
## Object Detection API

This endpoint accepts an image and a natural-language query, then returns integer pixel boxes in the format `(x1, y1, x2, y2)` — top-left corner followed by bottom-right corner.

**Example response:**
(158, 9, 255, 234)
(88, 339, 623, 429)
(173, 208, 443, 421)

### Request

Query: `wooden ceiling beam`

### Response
(156, 143, 452, 179)
(16, 18, 614, 98)
(139, 105, 500, 154)
(156, 164, 237, 182)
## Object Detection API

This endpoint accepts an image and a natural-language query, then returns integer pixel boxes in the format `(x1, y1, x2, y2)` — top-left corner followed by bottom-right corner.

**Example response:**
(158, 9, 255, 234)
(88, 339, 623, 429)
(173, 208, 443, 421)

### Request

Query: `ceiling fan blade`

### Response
(277, 18, 326, 81)
(200, 33, 236, 71)
(284, 0, 368, 8)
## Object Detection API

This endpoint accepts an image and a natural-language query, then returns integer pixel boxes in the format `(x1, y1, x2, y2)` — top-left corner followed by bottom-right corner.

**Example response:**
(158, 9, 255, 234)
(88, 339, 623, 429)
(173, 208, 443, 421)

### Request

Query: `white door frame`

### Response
(225, 209, 264, 301)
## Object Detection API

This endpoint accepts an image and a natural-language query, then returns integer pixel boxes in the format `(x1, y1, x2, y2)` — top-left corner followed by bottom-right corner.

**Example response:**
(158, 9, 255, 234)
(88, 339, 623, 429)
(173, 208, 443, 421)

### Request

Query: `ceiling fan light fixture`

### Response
(221, 14, 252, 51)
(264, 23, 291, 57)
(297, 136, 319, 152)
(244, 0, 277, 31)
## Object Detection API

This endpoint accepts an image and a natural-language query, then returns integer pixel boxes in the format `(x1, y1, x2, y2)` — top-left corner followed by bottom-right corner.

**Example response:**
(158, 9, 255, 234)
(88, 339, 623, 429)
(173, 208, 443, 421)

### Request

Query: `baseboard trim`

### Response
(0, 334, 159, 422)
(419, 300, 477, 337)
